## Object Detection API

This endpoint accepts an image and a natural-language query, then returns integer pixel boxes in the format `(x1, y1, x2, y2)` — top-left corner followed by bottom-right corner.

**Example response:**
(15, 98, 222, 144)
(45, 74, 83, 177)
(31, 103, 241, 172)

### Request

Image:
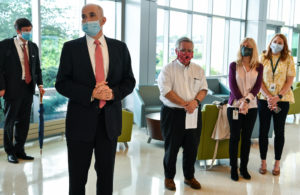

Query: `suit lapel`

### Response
(79, 36, 96, 83)
(28, 41, 34, 72)
(10, 38, 22, 69)
(105, 37, 113, 82)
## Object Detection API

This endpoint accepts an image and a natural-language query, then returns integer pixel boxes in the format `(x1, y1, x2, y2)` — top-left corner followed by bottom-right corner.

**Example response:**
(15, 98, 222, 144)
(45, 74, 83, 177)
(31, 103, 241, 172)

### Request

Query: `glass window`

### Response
(281, 27, 293, 49)
(169, 11, 188, 62)
(170, 0, 189, 10)
(265, 29, 276, 49)
(40, 0, 83, 121)
(291, 32, 299, 61)
(228, 21, 241, 66)
(240, 22, 245, 41)
(155, 0, 247, 79)
(157, 0, 169, 6)
(192, 15, 207, 69)
(267, 0, 279, 21)
(211, 17, 225, 75)
(0, 0, 32, 40)
(193, 0, 210, 13)
(156, 9, 166, 78)
(230, 0, 246, 19)
(213, 0, 228, 16)
(294, 0, 300, 26)
(282, 0, 292, 26)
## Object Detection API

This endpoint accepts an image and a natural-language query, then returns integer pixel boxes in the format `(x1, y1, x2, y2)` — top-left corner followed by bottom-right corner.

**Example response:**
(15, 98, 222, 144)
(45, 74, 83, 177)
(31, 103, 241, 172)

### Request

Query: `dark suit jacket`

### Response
(0, 37, 43, 100)
(55, 36, 136, 141)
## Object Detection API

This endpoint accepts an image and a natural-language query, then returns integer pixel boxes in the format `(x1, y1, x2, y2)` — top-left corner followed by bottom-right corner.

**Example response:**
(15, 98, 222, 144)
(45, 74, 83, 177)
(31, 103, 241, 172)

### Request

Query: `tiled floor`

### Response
(0, 115, 300, 195)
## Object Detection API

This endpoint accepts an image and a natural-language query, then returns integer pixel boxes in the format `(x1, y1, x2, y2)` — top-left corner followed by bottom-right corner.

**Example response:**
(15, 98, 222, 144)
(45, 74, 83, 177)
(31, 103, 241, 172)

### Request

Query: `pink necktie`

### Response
(94, 40, 106, 108)
(23, 43, 32, 84)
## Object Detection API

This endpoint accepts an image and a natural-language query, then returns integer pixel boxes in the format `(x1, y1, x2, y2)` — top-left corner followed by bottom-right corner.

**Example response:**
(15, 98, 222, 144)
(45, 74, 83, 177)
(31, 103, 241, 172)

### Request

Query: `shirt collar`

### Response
(86, 34, 105, 47)
(176, 59, 192, 68)
(15, 35, 28, 46)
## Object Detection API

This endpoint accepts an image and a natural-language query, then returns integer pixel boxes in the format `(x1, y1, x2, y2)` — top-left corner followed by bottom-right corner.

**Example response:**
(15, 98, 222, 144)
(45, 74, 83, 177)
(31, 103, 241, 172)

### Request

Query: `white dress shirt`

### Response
(86, 34, 109, 79)
(229, 65, 258, 108)
(158, 59, 208, 108)
(14, 36, 29, 80)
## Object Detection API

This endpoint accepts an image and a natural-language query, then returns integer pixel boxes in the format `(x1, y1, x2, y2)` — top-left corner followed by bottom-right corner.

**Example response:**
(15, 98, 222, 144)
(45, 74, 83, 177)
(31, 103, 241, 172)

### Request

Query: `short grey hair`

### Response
(175, 37, 194, 49)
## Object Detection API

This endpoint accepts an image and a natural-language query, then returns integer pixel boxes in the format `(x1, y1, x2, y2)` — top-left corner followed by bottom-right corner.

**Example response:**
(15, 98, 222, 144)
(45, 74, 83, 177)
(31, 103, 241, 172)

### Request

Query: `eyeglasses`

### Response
(179, 49, 193, 53)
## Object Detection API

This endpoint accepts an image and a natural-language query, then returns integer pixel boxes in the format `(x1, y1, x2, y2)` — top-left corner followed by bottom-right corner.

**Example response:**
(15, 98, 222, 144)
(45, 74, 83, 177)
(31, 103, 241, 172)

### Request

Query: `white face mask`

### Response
(270, 42, 284, 54)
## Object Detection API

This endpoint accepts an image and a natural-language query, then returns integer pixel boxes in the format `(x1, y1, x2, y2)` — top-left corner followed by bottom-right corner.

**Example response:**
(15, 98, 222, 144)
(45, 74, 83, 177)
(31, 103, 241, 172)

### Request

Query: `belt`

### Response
(165, 106, 185, 111)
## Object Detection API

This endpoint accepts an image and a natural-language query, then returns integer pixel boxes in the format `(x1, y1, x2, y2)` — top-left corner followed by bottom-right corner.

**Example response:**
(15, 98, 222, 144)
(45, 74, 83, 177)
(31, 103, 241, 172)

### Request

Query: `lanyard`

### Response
(270, 56, 280, 81)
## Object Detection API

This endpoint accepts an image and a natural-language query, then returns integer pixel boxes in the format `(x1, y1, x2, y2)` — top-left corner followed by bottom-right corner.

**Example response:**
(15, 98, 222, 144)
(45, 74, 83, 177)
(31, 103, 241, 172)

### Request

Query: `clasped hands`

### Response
(267, 95, 280, 111)
(238, 99, 249, 115)
(182, 100, 198, 114)
(92, 81, 113, 101)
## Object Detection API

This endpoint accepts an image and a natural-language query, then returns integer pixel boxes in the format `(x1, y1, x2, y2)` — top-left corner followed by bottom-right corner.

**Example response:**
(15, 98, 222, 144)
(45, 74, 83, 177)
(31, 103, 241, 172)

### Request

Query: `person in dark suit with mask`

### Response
(0, 18, 45, 164)
(55, 4, 135, 195)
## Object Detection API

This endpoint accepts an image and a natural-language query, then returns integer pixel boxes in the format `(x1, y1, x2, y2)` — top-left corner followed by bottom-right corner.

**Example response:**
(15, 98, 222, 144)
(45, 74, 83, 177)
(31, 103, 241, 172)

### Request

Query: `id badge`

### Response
(269, 83, 276, 92)
(233, 109, 239, 120)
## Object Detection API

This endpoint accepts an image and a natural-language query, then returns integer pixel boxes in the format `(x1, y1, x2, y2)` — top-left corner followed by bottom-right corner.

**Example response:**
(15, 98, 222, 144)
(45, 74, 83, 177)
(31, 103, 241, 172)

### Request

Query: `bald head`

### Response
(82, 4, 104, 17)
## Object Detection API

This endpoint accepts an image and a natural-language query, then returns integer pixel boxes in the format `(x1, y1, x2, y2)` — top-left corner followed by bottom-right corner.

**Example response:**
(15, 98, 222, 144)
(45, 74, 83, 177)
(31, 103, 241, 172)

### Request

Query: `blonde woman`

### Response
(258, 34, 296, 176)
(227, 38, 263, 181)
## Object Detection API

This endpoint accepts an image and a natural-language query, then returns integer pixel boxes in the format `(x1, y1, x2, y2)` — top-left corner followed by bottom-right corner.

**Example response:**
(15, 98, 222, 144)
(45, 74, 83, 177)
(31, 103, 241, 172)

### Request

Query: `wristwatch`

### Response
(245, 98, 250, 104)
(278, 94, 283, 99)
(195, 98, 201, 106)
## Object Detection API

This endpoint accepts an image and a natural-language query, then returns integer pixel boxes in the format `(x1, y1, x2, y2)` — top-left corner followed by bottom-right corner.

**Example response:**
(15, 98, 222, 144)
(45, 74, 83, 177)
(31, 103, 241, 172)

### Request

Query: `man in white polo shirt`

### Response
(158, 37, 207, 191)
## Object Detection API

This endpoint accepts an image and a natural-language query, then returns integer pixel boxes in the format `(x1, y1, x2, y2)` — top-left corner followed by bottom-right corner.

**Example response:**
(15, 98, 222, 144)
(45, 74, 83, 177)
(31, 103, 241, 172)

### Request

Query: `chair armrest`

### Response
(220, 83, 230, 95)
(133, 89, 145, 127)
(134, 89, 145, 106)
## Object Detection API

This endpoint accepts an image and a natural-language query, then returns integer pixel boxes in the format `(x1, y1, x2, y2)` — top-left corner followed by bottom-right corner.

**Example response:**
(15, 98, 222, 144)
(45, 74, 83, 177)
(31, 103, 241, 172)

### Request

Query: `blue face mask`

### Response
(241, 46, 253, 57)
(82, 21, 101, 37)
(270, 42, 283, 54)
(21, 32, 32, 41)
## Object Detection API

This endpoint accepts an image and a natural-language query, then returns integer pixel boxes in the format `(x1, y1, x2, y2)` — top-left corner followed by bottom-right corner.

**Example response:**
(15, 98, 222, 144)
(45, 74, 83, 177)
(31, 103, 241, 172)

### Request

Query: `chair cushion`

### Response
(201, 94, 224, 105)
(206, 78, 220, 93)
(214, 94, 229, 100)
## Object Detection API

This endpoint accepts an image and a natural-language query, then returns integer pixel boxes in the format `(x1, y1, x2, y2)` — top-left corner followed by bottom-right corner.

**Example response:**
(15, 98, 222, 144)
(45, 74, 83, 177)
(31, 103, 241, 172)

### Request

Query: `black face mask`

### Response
(241, 46, 253, 57)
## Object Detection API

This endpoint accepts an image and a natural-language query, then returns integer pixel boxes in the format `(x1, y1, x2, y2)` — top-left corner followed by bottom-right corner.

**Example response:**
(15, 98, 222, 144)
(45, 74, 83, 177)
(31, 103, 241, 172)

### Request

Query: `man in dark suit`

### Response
(55, 4, 135, 195)
(0, 18, 45, 164)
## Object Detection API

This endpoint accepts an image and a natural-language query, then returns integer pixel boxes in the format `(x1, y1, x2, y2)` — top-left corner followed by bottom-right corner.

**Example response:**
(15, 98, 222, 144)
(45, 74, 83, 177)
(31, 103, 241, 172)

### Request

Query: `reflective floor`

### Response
(0, 115, 300, 195)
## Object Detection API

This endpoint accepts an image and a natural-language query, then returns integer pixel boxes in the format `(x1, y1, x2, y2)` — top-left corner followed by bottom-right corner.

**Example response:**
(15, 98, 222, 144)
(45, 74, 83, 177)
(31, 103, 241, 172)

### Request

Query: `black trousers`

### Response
(258, 100, 289, 160)
(227, 107, 257, 169)
(3, 81, 33, 155)
(67, 111, 118, 195)
(160, 105, 201, 180)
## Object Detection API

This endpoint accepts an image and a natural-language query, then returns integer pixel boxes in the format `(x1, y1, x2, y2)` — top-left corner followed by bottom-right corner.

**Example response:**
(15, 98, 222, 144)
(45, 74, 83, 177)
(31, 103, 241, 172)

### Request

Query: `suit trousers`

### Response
(3, 81, 33, 155)
(258, 100, 289, 160)
(66, 110, 118, 195)
(227, 107, 257, 169)
(160, 105, 202, 180)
